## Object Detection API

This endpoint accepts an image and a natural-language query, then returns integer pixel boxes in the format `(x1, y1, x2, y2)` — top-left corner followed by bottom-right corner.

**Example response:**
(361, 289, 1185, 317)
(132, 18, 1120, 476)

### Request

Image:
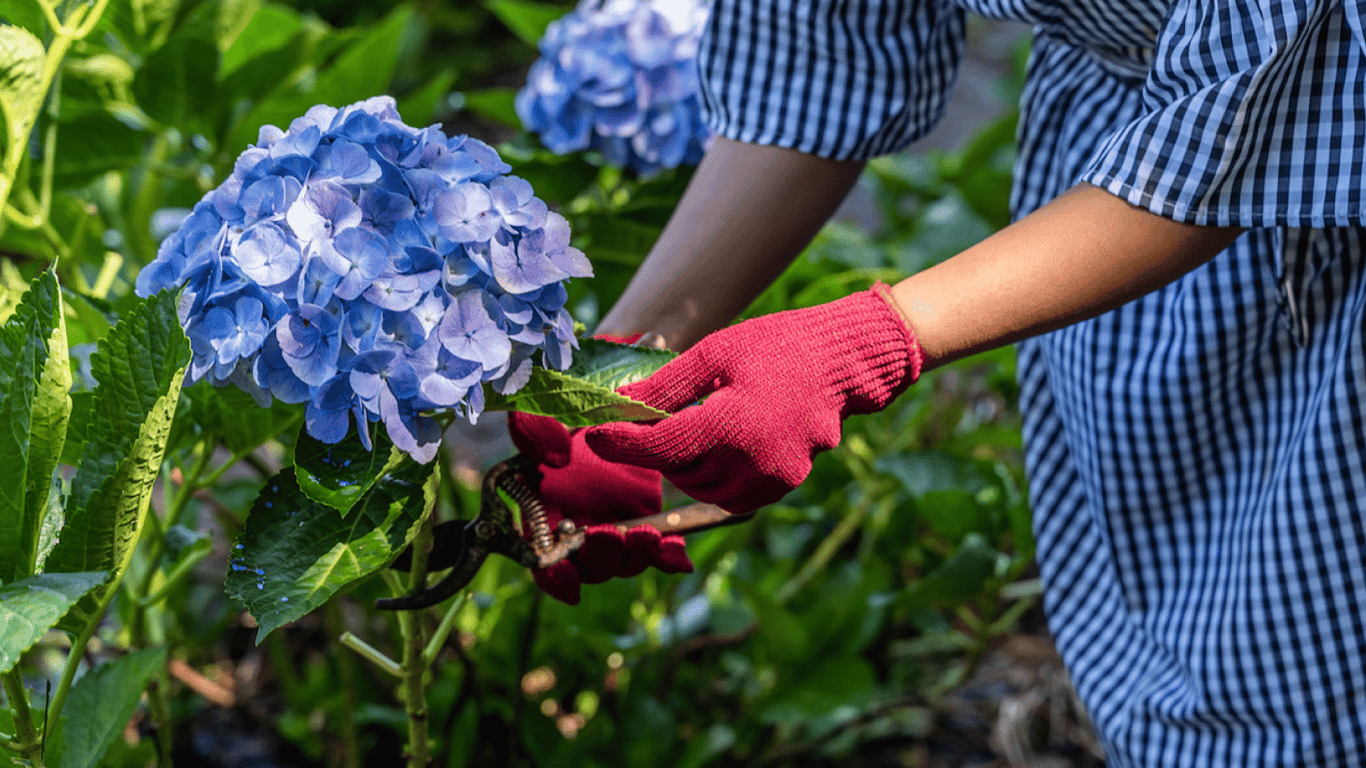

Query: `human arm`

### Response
(585, 178, 1244, 512)
(595, 137, 866, 350)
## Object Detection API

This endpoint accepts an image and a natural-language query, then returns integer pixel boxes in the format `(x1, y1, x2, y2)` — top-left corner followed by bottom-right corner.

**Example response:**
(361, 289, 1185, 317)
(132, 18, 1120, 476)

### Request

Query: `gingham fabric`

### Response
(699, 1, 1366, 766)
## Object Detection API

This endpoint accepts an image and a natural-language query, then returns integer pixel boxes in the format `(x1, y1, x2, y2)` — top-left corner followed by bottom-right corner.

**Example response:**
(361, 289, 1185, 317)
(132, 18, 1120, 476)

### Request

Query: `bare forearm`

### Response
(891, 183, 1245, 370)
(597, 137, 865, 350)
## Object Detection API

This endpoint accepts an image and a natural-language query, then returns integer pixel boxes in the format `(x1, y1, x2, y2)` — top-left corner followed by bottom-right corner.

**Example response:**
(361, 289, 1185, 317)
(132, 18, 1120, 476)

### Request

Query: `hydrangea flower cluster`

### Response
(515, 0, 712, 177)
(136, 96, 592, 463)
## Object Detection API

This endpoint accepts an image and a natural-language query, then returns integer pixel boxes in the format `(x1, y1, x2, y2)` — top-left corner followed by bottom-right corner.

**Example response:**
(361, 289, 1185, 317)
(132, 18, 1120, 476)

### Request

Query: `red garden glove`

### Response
(585, 284, 923, 513)
(508, 338, 693, 605)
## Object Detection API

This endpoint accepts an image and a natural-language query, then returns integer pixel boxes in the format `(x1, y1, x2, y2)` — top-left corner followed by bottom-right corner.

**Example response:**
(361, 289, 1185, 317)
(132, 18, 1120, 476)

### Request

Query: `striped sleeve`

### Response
(696, 0, 966, 161)
(1081, 0, 1366, 227)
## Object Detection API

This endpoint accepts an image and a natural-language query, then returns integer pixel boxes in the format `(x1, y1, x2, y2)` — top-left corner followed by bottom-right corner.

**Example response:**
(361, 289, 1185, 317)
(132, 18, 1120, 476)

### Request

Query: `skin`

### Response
(597, 137, 1245, 370)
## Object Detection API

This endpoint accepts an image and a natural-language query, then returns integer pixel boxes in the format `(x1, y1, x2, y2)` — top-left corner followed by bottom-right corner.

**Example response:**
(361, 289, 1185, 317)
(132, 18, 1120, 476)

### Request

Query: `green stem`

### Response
(46, 582, 119, 741)
(396, 514, 435, 767)
(2, 670, 42, 767)
(774, 498, 871, 605)
(126, 132, 174, 265)
(144, 674, 173, 768)
(338, 632, 402, 678)
(131, 447, 214, 638)
(421, 591, 469, 667)
(325, 602, 362, 768)
(136, 546, 211, 607)
(0, 0, 110, 227)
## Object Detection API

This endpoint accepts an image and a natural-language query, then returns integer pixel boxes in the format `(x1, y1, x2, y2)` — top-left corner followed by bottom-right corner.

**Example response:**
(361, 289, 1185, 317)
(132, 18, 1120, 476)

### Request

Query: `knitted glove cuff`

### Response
(813, 282, 924, 415)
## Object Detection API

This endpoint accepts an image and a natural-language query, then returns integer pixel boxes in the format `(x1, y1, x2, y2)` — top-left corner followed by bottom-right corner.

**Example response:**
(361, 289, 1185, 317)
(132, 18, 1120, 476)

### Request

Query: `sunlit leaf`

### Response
(46, 289, 190, 633)
(483, 340, 673, 427)
(0, 25, 45, 161)
(0, 572, 107, 673)
(218, 1, 301, 77)
(0, 269, 70, 583)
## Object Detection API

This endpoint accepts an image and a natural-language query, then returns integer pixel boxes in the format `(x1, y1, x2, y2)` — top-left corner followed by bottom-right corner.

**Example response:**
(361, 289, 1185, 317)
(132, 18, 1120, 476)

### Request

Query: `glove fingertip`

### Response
(508, 411, 573, 468)
(656, 534, 694, 574)
(533, 561, 581, 605)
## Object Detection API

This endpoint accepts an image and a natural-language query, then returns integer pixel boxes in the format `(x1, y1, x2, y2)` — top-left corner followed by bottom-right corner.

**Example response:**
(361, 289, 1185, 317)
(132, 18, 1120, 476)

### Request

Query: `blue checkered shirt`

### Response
(698, 0, 1366, 765)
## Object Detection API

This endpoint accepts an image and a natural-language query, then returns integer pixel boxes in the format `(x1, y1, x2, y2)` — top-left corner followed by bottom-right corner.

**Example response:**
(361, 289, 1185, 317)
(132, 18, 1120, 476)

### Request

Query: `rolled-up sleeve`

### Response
(697, 0, 966, 161)
(1081, 0, 1366, 227)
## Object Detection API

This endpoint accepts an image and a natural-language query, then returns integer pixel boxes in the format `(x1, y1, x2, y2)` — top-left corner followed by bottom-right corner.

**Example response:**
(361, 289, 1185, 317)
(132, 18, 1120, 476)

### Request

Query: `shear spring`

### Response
(497, 462, 553, 551)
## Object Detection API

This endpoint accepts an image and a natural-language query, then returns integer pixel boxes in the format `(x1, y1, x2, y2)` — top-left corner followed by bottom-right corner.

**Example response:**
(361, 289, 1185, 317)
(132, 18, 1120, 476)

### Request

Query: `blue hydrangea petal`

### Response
(277, 304, 342, 386)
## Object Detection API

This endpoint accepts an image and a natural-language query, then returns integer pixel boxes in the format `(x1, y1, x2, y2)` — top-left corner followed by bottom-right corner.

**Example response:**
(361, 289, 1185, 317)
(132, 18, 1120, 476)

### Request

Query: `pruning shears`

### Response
(377, 456, 752, 610)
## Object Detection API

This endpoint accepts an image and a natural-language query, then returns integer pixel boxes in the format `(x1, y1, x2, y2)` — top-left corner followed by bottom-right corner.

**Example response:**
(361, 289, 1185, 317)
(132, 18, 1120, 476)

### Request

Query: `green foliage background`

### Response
(0, 0, 1042, 765)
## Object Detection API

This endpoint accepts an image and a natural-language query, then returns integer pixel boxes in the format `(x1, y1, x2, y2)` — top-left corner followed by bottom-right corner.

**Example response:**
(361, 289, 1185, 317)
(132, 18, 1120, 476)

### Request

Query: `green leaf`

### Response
(214, 0, 260, 54)
(580, 214, 663, 266)
(218, 1, 301, 77)
(0, 269, 70, 584)
(483, 340, 674, 427)
(226, 458, 437, 642)
(460, 87, 519, 130)
(51, 113, 146, 190)
(46, 290, 190, 633)
(0, 25, 45, 161)
(759, 656, 878, 727)
(0, 572, 108, 674)
(397, 69, 456, 127)
(45, 646, 166, 768)
(293, 427, 403, 515)
(131, 31, 220, 129)
(484, 0, 565, 48)
(896, 533, 998, 609)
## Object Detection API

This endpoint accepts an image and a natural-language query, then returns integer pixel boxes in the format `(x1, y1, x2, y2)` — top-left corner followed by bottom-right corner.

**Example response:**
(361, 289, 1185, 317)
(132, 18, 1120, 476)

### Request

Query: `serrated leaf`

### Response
(46, 290, 190, 633)
(293, 427, 403, 515)
(131, 31, 219, 129)
(0, 25, 45, 160)
(162, 524, 209, 563)
(485, 0, 565, 48)
(484, 368, 668, 427)
(226, 458, 437, 642)
(895, 533, 998, 609)
(0, 572, 108, 673)
(0, 269, 70, 583)
(45, 646, 166, 768)
(484, 339, 674, 426)
(34, 475, 64, 573)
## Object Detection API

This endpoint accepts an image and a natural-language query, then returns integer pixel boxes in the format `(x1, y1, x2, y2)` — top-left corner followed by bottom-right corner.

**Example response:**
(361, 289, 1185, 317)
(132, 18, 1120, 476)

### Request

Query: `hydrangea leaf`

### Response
(226, 458, 437, 643)
(0, 25, 45, 162)
(46, 290, 190, 634)
(484, 339, 675, 426)
(0, 572, 108, 674)
(51, 113, 145, 190)
(44, 646, 166, 768)
(293, 427, 405, 515)
(0, 269, 70, 584)
(486, 0, 568, 48)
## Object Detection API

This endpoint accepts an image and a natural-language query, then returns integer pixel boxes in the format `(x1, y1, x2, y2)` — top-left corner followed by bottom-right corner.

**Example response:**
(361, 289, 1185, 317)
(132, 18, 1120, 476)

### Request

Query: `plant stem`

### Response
(2, 670, 42, 766)
(46, 582, 119, 741)
(395, 513, 435, 767)
(325, 602, 362, 768)
(774, 497, 871, 605)
(144, 674, 173, 768)
(339, 632, 402, 678)
(421, 591, 469, 667)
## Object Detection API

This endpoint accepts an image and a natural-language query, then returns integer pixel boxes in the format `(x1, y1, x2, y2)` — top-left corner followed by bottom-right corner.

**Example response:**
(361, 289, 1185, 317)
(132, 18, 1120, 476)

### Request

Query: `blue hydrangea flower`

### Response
(515, 0, 712, 177)
(137, 96, 593, 462)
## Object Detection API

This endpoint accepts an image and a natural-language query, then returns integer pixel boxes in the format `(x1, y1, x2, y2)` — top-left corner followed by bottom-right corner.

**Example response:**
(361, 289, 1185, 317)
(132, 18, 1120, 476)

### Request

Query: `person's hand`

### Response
(586, 284, 923, 513)
(508, 411, 691, 606)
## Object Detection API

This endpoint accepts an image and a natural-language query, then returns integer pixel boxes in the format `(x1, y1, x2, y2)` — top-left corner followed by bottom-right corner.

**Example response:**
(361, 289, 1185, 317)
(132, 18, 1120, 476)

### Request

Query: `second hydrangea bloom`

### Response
(515, 0, 712, 176)
(137, 96, 593, 462)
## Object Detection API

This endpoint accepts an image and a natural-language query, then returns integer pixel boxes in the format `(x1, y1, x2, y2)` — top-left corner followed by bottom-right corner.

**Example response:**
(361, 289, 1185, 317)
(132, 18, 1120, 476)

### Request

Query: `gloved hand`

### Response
(586, 284, 922, 513)
(508, 363, 693, 604)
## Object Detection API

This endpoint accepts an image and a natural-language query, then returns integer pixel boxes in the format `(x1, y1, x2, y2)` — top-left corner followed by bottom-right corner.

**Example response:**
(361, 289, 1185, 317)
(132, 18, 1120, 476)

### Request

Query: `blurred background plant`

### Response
(0, 0, 1103, 765)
